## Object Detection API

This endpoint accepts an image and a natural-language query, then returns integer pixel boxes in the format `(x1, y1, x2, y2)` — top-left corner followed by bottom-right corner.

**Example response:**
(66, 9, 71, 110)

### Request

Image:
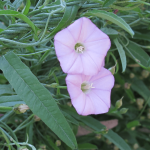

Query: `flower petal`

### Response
(57, 52, 78, 73)
(85, 39, 111, 56)
(92, 74, 115, 91)
(67, 18, 82, 41)
(66, 74, 83, 87)
(67, 56, 84, 74)
(66, 81, 82, 99)
(86, 51, 105, 71)
(72, 92, 86, 115)
(85, 27, 109, 42)
(54, 28, 76, 49)
(90, 67, 112, 82)
(87, 90, 109, 114)
(91, 89, 111, 108)
(54, 40, 73, 57)
(80, 52, 98, 75)
(81, 95, 95, 116)
(78, 17, 96, 42)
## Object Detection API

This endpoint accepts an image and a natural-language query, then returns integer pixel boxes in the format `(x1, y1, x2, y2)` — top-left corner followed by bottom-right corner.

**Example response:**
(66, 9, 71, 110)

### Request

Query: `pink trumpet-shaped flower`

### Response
(54, 17, 111, 75)
(66, 67, 115, 116)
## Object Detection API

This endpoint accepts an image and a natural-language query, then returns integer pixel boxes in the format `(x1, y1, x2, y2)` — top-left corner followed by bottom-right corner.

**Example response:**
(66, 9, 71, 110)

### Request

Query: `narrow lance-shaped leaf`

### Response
(47, 5, 79, 38)
(60, 105, 132, 150)
(83, 10, 134, 37)
(125, 41, 150, 71)
(22, 0, 31, 15)
(0, 52, 77, 149)
(0, 10, 38, 37)
(114, 38, 127, 72)
(103, 0, 117, 7)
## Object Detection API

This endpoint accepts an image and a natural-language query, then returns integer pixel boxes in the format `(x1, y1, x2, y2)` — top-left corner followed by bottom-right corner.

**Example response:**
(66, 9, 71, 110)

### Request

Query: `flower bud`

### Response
(124, 83, 131, 89)
(131, 127, 135, 131)
(114, 84, 121, 88)
(19, 146, 28, 150)
(14, 104, 29, 114)
(141, 70, 149, 78)
(147, 113, 150, 119)
(130, 73, 135, 79)
(39, 145, 46, 149)
(114, 145, 119, 150)
(34, 115, 41, 122)
(106, 139, 112, 145)
(50, 83, 59, 88)
(140, 116, 145, 120)
(133, 143, 139, 150)
(55, 140, 61, 146)
(120, 108, 128, 114)
(95, 134, 101, 139)
(136, 98, 144, 106)
(67, 102, 72, 107)
(108, 65, 116, 75)
(115, 97, 123, 109)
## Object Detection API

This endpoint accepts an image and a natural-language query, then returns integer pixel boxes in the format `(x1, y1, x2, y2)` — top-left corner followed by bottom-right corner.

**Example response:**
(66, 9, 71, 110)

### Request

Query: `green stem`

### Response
(17, 48, 52, 56)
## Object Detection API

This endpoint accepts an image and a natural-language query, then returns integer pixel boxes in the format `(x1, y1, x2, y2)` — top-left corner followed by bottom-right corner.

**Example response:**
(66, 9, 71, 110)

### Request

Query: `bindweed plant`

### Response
(0, 0, 150, 150)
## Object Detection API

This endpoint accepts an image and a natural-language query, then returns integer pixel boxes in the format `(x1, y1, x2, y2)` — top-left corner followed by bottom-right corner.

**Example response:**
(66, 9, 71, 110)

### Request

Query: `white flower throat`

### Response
(75, 43, 85, 53)
(81, 82, 95, 93)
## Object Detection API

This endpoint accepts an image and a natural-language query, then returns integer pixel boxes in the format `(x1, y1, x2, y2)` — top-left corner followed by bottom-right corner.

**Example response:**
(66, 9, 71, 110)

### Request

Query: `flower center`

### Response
(75, 43, 85, 53)
(81, 82, 95, 93)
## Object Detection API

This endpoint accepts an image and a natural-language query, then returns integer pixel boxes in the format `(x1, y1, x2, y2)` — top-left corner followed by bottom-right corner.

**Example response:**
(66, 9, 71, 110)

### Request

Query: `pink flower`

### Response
(66, 67, 114, 116)
(54, 17, 110, 75)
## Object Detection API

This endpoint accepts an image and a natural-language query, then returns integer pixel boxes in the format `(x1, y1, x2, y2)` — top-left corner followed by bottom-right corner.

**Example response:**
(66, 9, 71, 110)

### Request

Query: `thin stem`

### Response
(17, 48, 51, 56)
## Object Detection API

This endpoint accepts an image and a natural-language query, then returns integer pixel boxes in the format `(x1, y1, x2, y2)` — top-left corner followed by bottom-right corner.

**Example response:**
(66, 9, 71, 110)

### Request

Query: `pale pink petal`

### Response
(66, 81, 82, 99)
(86, 51, 105, 71)
(54, 28, 75, 49)
(66, 74, 82, 87)
(87, 91, 109, 114)
(85, 27, 109, 42)
(67, 18, 82, 41)
(57, 52, 78, 73)
(93, 75, 115, 91)
(91, 89, 111, 108)
(78, 17, 96, 42)
(67, 56, 83, 74)
(72, 93, 86, 115)
(85, 39, 111, 56)
(80, 52, 98, 75)
(54, 40, 73, 57)
(90, 67, 112, 82)
(81, 95, 95, 116)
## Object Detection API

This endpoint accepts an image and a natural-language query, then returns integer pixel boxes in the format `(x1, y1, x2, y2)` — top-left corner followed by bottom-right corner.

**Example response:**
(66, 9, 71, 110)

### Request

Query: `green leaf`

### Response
(47, 5, 79, 38)
(115, 73, 135, 102)
(0, 10, 38, 38)
(83, 10, 134, 37)
(0, 0, 7, 9)
(131, 77, 150, 106)
(103, 0, 116, 7)
(125, 41, 150, 70)
(0, 95, 24, 107)
(22, 0, 31, 15)
(0, 84, 15, 95)
(114, 38, 127, 72)
(78, 143, 98, 149)
(127, 120, 140, 129)
(0, 52, 77, 149)
(101, 27, 118, 39)
(60, 105, 132, 150)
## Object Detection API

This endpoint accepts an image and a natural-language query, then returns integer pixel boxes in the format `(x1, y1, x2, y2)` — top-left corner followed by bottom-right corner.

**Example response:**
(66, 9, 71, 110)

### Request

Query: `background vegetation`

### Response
(0, 0, 150, 150)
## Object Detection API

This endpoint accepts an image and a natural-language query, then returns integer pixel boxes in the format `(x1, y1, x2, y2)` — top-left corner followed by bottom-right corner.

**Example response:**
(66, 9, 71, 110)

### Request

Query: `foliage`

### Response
(0, 0, 150, 150)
